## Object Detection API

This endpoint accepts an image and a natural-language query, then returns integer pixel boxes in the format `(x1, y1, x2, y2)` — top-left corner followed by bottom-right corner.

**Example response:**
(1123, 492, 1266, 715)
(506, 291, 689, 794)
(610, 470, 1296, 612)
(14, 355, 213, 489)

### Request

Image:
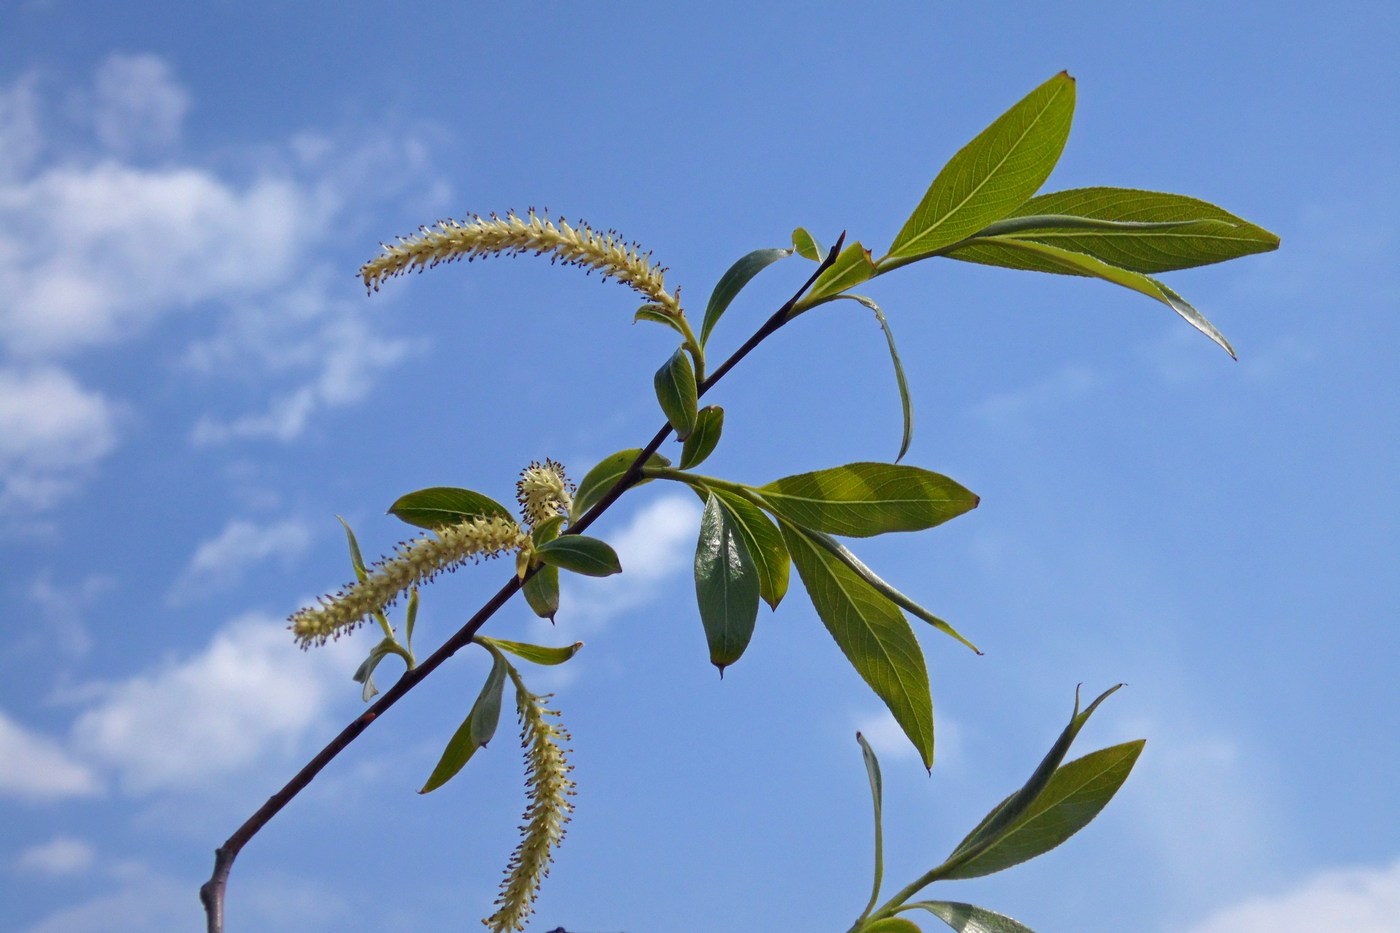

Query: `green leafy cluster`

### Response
(295, 71, 1276, 930)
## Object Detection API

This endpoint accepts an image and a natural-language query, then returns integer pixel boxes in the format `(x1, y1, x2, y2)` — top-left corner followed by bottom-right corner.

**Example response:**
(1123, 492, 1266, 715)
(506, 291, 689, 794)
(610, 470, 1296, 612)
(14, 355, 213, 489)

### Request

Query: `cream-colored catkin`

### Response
(516, 459, 574, 527)
(361, 209, 681, 315)
(290, 516, 528, 647)
(483, 690, 575, 933)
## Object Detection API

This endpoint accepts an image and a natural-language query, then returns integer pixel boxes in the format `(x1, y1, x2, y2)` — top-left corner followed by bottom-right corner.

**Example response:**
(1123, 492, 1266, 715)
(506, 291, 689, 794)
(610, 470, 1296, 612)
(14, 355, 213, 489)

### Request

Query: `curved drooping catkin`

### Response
(361, 209, 681, 315)
(484, 689, 575, 932)
(290, 516, 528, 647)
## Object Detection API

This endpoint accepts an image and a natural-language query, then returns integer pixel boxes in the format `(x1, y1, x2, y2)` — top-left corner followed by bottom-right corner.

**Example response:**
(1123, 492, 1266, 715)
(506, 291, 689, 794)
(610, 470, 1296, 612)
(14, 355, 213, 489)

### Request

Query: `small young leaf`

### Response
(482, 637, 583, 666)
(857, 732, 886, 922)
(936, 685, 1126, 875)
(835, 295, 914, 462)
(906, 902, 1036, 933)
(634, 302, 689, 338)
(388, 486, 512, 531)
(949, 236, 1237, 357)
(523, 565, 560, 620)
(863, 917, 923, 933)
(701, 247, 792, 345)
(759, 462, 979, 538)
(792, 227, 824, 262)
(680, 405, 725, 470)
(572, 449, 671, 518)
(886, 72, 1075, 261)
(712, 489, 790, 610)
(419, 648, 509, 793)
(799, 241, 877, 306)
(781, 520, 934, 770)
(960, 187, 1279, 273)
(337, 516, 370, 582)
(654, 347, 699, 440)
(695, 493, 760, 672)
(938, 740, 1144, 880)
(537, 535, 623, 577)
(352, 638, 398, 702)
(403, 587, 418, 651)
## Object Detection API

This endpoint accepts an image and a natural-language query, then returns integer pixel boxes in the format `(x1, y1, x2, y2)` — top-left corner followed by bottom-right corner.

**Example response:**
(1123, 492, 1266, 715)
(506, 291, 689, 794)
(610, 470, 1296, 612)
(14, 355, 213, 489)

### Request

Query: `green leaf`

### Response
(758, 462, 979, 538)
(857, 732, 886, 923)
(804, 530, 980, 654)
(836, 295, 914, 462)
(419, 648, 509, 793)
(537, 535, 623, 577)
(388, 486, 512, 531)
(937, 685, 1125, 876)
(906, 902, 1036, 933)
(957, 187, 1279, 273)
(482, 637, 583, 666)
(403, 587, 418, 651)
(634, 302, 689, 338)
(352, 638, 399, 702)
(572, 449, 671, 519)
(864, 918, 923, 933)
(680, 405, 724, 470)
(781, 520, 934, 770)
(792, 227, 824, 262)
(886, 72, 1076, 261)
(711, 489, 790, 610)
(694, 493, 760, 673)
(701, 247, 792, 345)
(523, 518, 563, 620)
(801, 241, 877, 305)
(940, 740, 1144, 880)
(337, 516, 370, 582)
(654, 347, 699, 439)
(950, 236, 1236, 357)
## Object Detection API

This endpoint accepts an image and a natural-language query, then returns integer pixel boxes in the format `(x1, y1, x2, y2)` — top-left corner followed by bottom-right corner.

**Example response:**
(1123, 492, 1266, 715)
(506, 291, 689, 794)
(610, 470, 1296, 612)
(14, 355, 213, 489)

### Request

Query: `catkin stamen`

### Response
(516, 459, 574, 527)
(361, 209, 681, 315)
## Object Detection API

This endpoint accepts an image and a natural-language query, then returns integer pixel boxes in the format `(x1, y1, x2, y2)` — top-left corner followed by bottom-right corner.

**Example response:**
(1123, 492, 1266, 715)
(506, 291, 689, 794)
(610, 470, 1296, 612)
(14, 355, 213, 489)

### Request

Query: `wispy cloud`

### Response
(13, 836, 96, 876)
(27, 572, 112, 657)
(167, 518, 312, 603)
(69, 614, 356, 794)
(968, 363, 1103, 434)
(89, 54, 189, 155)
(0, 710, 102, 801)
(0, 366, 121, 513)
(1183, 857, 1400, 933)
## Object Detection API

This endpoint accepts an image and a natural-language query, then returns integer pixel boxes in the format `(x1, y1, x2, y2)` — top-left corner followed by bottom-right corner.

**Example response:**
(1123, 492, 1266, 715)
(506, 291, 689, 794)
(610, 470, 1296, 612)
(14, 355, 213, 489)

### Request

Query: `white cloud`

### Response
(560, 495, 701, 626)
(0, 710, 102, 801)
(0, 366, 121, 512)
(69, 614, 356, 794)
(1184, 858, 1400, 933)
(0, 72, 42, 178)
(17, 865, 191, 933)
(168, 518, 312, 602)
(28, 573, 113, 657)
(969, 363, 1102, 432)
(854, 707, 962, 769)
(14, 836, 96, 876)
(90, 53, 189, 154)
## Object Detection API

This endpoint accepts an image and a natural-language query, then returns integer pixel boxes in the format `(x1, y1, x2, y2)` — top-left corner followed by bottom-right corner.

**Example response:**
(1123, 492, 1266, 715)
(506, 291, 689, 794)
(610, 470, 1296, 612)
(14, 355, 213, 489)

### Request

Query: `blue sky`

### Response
(1, 3, 1397, 931)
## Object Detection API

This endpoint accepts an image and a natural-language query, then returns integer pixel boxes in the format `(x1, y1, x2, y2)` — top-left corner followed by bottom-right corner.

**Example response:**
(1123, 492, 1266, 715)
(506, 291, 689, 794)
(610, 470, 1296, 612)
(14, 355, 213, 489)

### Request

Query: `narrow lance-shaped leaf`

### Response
(712, 489, 790, 610)
(420, 646, 510, 793)
(857, 732, 887, 923)
(936, 685, 1124, 874)
(654, 347, 699, 439)
(906, 902, 1036, 933)
(792, 227, 824, 262)
(634, 302, 689, 339)
(758, 462, 979, 538)
(780, 520, 934, 770)
(337, 516, 370, 582)
(701, 247, 791, 346)
(680, 405, 724, 470)
(388, 486, 512, 531)
(572, 449, 671, 519)
(804, 529, 980, 654)
(835, 295, 914, 462)
(937, 739, 1145, 880)
(885, 72, 1075, 261)
(957, 187, 1279, 273)
(536, 535, 622, 577)
(481, 637, 583, 666)
(951, 236, 1237, 357)
(694, 493, 760, 673)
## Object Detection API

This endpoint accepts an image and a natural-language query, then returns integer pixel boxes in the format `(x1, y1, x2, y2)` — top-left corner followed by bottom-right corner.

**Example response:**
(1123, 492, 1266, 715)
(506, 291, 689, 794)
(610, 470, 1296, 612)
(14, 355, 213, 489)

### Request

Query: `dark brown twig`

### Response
(200, 235, 845, 932)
